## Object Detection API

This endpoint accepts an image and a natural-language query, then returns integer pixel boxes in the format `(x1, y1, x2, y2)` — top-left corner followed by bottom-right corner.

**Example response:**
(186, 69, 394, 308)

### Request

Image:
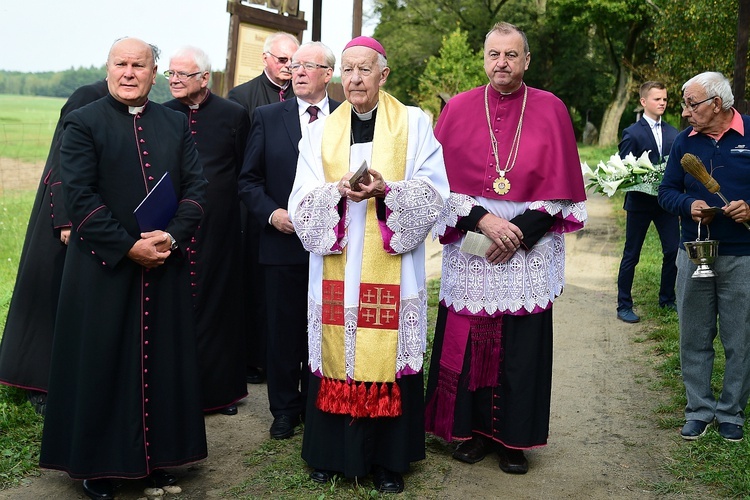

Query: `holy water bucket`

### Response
(683, 220, 719, 278)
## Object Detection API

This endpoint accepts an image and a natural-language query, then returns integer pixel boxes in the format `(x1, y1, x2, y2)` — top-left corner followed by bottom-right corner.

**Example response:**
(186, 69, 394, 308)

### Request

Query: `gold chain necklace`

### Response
(484, 83, 527, 195)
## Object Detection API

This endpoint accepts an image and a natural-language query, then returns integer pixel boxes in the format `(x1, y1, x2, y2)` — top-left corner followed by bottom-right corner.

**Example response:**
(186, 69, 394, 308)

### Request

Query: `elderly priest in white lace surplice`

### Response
(288, 36, 449, 493)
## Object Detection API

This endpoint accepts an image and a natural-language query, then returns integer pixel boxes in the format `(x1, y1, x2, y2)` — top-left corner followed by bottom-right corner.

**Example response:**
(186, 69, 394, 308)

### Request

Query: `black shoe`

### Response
(310, 469, 335, 484)
(497, 445, 528, 474)
(680, 419, 710, 440)
(452, 435, 491, 464)
(617, 308, 640, 323)
(246, 367, 266, 384)
(219, 404, 238, 415)
(145, 469, 177, 487)
(372, 465, 404, 493)
(718, 422, 743, 442)
(270, 414, 299, 439)
(660, 302, 677, 312)
(82, 479, 114, 500)
(26, 390, 47, 416)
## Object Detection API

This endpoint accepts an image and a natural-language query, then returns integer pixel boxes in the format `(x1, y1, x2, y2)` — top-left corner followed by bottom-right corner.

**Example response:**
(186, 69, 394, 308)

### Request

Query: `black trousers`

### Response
(263, 264, 309, 418)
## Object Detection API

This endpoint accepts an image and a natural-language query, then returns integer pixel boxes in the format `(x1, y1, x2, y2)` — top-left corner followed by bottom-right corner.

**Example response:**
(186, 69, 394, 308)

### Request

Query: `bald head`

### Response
(106, 37, 159, 106)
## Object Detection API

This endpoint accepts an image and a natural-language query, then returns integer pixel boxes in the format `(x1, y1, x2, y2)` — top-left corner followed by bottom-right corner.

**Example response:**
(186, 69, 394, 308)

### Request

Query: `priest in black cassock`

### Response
(39, 37, 208, 500)
(0, 79, 107, 415)
(228, 32, 299, 385)
(164, 46, 249, 416)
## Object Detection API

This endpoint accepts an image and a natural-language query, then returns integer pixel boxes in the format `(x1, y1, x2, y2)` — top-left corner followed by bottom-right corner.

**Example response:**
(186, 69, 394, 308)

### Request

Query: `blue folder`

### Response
(133, 171, 178, 232)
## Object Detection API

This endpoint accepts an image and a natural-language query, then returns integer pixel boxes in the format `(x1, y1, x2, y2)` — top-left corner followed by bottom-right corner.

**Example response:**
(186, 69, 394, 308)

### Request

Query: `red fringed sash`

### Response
(316, 377, 402, 418)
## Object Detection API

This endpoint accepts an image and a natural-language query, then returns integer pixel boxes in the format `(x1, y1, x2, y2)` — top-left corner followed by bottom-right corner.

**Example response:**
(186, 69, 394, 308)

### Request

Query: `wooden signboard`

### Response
(224, 0, 307, 96)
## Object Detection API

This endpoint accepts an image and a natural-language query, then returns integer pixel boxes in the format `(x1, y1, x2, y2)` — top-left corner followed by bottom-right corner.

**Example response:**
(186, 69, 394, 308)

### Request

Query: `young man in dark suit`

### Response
(616, 81, 680, 323)
(238, 41, 340, 440)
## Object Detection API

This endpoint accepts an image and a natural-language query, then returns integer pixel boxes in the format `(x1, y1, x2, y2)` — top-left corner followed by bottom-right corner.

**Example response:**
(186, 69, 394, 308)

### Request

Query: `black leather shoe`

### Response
(372, 465, 404, 493)
(310, 469, 335, 484)
(219, 404, 238, 415)
(452, 435, 491, 464)
(145, 469, 177, 487)
(246, 367, 266, 384)
(82, 479, 114, 500)
(497, 445, 528, 474)
(26, 390, 47, 416)
(270, 414, 299, 439)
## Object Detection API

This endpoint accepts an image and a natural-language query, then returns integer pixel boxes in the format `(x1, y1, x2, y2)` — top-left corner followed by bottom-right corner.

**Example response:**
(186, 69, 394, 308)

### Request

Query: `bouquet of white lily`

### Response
(581, 151, 667, 197)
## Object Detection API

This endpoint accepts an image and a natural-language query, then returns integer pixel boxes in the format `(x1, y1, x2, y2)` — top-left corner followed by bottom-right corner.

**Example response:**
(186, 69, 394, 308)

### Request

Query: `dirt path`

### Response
(0, 195, 702, 499)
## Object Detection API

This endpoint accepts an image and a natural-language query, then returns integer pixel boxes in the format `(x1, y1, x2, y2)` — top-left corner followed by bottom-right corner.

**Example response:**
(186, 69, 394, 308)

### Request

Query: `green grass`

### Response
(0, 105, 739, 496)
(0, 94, 64, 161)
(611, 191, 747, 498)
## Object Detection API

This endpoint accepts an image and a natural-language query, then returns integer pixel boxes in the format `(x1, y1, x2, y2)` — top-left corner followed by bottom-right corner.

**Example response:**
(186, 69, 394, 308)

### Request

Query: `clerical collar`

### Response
(353, 102, 378, 121)
(188, 89, 210, 109)
(263, 70, 290, 91)
(129, 104, 146, 115)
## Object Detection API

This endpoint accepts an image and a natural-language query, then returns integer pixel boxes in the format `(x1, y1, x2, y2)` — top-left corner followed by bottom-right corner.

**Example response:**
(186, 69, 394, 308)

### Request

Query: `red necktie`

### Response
(307, 105, 319, 123)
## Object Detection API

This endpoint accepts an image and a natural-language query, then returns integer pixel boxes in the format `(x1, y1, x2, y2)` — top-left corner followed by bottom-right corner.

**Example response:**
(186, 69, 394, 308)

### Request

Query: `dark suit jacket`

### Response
(618, 117, 679, 211)
(227, 72, 295, 127)
(238, 97, 340, 265)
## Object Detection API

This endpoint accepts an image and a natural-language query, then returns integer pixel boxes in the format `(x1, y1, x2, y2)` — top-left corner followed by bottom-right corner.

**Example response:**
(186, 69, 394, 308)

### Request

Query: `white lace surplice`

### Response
(290, 107, 450, 378)
(435, 193, 587, 316)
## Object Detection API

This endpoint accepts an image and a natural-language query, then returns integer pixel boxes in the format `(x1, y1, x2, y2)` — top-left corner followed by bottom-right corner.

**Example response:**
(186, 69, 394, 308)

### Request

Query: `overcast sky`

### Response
(0, 0, 376, 73)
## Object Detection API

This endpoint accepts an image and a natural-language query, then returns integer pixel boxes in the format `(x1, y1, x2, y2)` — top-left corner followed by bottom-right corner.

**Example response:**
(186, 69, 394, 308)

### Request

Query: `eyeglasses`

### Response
(266, 52, 290, 65)
(164, 70, 203, 81)
(291, 62, 330, 72)
(680, 96, 716, 112)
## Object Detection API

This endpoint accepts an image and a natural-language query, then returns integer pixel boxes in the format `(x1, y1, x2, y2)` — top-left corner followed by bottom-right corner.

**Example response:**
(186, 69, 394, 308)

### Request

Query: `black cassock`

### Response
(0, 80, 107, 392)
(164, 91, 249, 412)
(39, 95, 208, 479)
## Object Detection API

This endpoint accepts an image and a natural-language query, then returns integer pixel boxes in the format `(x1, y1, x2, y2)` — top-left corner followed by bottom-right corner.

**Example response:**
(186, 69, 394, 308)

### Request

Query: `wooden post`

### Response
(733, 0, 749, 114)
(312, 0, 322, 41)
(352, 0, 363, 37)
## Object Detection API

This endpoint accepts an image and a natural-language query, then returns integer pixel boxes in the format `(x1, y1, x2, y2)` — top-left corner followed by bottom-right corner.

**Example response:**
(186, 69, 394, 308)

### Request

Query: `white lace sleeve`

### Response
(432, 193, 477, 238)
(293, 183, 347, 255)
(385, 179, 444, 254)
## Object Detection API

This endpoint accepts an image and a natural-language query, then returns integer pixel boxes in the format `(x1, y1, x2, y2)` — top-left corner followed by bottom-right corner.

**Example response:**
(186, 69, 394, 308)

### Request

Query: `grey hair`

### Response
(296, 41, 336, 69)
(264, 32, 300, 52)
(682, 72, 734, 110)
(376, 53, 388, 72)
(171, 46, 211, 73)
(485, 22, 530, 55)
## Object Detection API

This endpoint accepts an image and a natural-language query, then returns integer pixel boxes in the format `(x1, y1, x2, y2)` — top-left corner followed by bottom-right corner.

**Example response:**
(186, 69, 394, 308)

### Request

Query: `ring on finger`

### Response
(501, 235, 509, 242)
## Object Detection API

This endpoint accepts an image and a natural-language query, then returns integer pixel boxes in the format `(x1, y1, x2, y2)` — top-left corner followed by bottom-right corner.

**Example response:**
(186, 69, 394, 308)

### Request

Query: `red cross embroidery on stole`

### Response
(358, 283, 400, 329)
(322, 280, 345, 325)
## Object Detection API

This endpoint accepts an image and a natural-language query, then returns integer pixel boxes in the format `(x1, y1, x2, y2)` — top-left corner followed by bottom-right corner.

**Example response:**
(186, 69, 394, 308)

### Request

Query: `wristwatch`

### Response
(166, 232, 178, 251)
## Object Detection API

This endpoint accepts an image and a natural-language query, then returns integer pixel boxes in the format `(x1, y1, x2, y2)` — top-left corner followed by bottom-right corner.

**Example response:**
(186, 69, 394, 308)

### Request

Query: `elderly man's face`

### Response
(167, 54, 208, 104)
(681, 83, 720, 134)
(484, 30, 530, 93)
(341, 46, 389, 114)
(291, 46, 333, 104)
(263, 38, 298, 86)
(106, 38, 157, 106)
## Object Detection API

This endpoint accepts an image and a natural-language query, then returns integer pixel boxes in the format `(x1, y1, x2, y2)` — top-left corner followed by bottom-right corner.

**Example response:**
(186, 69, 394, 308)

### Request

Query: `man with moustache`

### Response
(39, 37, 208, 500)
(164, 46, 249, 416)
(659, 71, 750, 443)
(229, 31, 300, 385)
(239, 41, 339, 440)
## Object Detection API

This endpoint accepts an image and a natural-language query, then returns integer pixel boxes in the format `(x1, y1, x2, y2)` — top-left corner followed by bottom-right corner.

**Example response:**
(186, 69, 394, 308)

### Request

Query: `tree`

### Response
(372, 0, 539, 105)
(652, 0, 740, 115)
(414, 28, 485, 119)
